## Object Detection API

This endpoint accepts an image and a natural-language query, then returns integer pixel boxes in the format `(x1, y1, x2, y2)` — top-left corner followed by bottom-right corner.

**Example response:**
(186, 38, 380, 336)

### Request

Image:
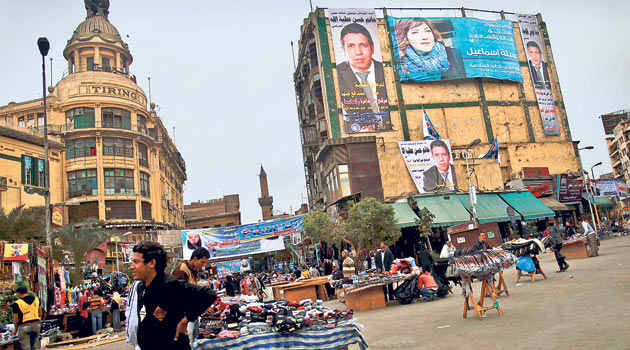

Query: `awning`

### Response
(538, 196, 571, 211)
(582, 193, 616, 207)
(456, 194, 512, 224)
(413, 194, 471, 227)
(499, 192, 555, 220)
(392, 201, 420, 228)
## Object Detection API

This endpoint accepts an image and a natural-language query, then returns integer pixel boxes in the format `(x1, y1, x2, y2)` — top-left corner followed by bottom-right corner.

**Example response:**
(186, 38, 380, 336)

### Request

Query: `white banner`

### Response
(398, 139, 458, 193)
(516, 14, 560, 136)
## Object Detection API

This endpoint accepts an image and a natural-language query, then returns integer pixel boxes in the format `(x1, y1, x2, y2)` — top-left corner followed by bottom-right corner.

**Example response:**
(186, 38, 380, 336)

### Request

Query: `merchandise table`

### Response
(562, 237, 600, 259)
(193, 324, 367, 350)
(343, 274, 407, 312)
(273, 277, 331, 302)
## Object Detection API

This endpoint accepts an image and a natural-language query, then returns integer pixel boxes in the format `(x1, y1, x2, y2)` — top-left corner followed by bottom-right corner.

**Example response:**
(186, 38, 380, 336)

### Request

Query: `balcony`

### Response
(62, 121, 150, 136)
(62, 64, 134, 82)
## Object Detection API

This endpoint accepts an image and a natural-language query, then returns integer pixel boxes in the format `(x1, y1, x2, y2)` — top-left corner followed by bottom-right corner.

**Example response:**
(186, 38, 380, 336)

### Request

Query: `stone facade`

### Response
(184, 195, 241, 229)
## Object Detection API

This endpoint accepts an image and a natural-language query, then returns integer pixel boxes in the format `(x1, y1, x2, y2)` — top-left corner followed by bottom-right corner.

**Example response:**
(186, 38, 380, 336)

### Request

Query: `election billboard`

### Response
(516, 14, 561, 136)
(388, 17, 522, 83)
(398, 139, 458, 193)
(329, 9, 392, 133)
(181, 215, 303, 260)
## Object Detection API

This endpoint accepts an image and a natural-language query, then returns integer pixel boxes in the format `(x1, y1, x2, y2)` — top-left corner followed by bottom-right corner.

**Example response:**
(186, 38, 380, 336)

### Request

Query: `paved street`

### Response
(94, 236, 630, 350)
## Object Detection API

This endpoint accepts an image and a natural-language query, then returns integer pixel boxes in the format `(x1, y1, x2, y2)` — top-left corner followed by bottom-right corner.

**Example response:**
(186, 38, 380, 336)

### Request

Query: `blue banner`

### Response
(388, 17, 523, 82)
(216, 259, 250, 277)
(181, 215, 303, 260)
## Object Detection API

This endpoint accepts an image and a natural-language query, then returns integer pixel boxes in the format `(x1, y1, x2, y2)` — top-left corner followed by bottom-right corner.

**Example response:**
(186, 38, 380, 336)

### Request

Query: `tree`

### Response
(414, 207, 436, 251)
(51, 219, 112, 286)
(302, 197, 401, 256)
(0, 205, 46, 242)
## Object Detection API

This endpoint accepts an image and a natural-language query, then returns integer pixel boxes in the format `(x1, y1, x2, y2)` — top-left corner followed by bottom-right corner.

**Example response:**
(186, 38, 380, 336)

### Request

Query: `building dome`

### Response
(67, 15, 129, 50)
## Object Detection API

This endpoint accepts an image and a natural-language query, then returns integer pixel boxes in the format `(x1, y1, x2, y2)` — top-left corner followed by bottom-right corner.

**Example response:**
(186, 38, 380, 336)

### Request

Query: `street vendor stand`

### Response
(562, 236, 600, 259)
(193, 324, 367, 350)
(273, 277, 330, 302)
(343, 274, 407, 312)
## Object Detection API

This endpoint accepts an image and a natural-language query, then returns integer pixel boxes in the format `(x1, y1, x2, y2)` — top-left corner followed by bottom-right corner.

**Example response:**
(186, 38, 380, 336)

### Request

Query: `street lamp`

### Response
(591, 162, 602, 180)
(577, 145, 597, 229)
(465, 138, 481, 224)
(38, 37, 51, 247)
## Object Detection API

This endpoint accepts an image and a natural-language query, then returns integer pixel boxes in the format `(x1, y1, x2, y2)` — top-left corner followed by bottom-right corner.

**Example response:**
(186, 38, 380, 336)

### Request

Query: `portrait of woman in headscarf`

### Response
(395, 19, 464, 81)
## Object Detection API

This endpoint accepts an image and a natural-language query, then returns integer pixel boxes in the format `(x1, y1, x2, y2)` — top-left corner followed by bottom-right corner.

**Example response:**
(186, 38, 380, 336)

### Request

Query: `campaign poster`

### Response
(388, 17, 522, 83)
(398, 139, 458, 193)
(516, 14, 561, 136)
(592, 179, 626, 198)
(216, 259, 250, 277)
(181, 219, 299, 261)
(329, 9, 392, 133)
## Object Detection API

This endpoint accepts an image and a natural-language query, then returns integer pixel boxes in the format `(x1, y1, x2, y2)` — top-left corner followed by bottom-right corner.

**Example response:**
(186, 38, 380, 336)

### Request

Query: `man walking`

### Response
(130, 242, 217, 350)
(579, 218, 599, 257)
(11, 286, 41, 350)
(375, 242, 395, 300)
(548, 221, 569, 272)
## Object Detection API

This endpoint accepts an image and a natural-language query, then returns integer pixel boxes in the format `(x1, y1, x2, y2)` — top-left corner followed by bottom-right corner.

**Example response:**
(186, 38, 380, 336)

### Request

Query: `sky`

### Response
(1, 0, 628, 224)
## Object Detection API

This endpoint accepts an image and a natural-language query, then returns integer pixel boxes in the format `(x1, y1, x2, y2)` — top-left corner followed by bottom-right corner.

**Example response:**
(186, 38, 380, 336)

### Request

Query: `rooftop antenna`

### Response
(148, 77, 152, 106)
(290, 41, 296, 70)
(49, 58, 53, 86)
(172, 126, 176, 145)
(309, 0, 313, 11)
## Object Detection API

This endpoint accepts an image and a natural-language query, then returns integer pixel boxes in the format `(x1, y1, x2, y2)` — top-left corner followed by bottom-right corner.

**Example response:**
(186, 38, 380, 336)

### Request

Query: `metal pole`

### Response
(464, 151, 477, 223)
(42, 53, 51, 246)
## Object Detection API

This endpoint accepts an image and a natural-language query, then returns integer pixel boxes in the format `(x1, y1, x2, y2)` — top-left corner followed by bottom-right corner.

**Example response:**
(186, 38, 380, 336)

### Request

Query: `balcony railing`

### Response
(62, 121, 150, 136)
(62, 64, 134, 81)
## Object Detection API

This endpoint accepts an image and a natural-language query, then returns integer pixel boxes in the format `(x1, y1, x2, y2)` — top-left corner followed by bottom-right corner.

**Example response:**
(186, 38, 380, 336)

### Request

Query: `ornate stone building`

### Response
(0, 3, 186, 236)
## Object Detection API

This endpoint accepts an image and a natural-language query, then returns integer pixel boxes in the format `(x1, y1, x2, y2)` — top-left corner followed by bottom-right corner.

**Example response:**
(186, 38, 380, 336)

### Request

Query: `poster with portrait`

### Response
(516, 14, 560, 136)
(329, 9, 392, 133)
(388, 17, 522, 83)
(398, 139, 458, 193)
(591, 179, 626, 198)
(216, 259, 251, 277)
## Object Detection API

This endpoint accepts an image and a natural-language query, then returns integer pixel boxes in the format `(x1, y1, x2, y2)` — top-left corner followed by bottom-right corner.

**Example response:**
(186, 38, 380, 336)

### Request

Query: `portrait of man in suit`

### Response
(526, 41, 551, 90)
(422, 139, 458, 192)
(336, 22, 391, 133)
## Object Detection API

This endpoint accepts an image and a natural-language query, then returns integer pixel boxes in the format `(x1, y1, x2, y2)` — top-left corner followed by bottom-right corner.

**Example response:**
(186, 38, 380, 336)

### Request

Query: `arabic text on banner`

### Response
(329, 9, 392, 133)
(516, 14, 560, 136)
(398, 139, 458, 193)
(388, 17, 522, 83)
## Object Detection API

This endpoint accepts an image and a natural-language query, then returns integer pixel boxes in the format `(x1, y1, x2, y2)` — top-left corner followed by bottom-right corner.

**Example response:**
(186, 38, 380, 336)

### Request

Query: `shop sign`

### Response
(527, 183, 551, 197)
(557, 174, 583, 201)
(51, 205, 63, 227)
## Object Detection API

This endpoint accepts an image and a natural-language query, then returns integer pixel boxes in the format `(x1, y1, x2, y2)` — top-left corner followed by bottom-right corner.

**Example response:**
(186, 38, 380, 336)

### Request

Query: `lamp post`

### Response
(465, 138, 481, 224)
(38, 37, 51, 247)
(590, 162, 602, 181)
(589, 162, 603, 232)
(577, 146, 596, 229)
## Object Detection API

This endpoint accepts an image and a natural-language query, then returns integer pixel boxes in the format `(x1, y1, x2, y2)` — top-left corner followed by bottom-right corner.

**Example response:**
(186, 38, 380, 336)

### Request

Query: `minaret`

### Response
(258, 165, 273, 221)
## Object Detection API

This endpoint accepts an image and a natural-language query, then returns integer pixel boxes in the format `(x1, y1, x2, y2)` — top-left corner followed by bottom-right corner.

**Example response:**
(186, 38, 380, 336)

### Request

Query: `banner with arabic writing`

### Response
(516, 14, 560, 136)
(387, 17, 522, 82)
(216, 259, 251, 277)
(329, 9, 392, 133)
(181, 216, 301, 260)
(398, 139, 458, 193)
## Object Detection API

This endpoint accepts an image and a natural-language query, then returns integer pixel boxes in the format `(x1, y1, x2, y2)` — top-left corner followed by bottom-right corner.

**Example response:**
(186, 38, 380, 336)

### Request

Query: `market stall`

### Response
(272, 277, 330, 302)
(193, 297, 367, 350)
(562, 235, 600, 259)
(340, 274, 408, 312)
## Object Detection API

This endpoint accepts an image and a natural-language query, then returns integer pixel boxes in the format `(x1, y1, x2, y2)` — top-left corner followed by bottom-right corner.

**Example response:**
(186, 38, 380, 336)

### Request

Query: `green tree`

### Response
(302, 197, 401, 256)
(51, 219, 112, 286)
(0, 205, 46, 242)
(414, 207, 436, 251)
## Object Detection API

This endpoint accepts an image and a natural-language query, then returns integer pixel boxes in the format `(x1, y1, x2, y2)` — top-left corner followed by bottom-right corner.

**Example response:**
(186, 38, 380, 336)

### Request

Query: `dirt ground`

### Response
(94, 236, 630, 350)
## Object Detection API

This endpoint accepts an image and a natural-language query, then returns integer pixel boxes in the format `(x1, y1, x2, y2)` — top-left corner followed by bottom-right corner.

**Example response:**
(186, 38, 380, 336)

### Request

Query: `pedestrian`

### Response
(579, 218, 599, 257)
(110, 291, 122, 331)
(11, 285, 41, 350)
(89, 290, 104, 335)
(375, 242, 395, 301)
(309, 265, 321, 277)
(172, 247, 210, 349)
(548, 221, 569, 272)
(440, 241, 455, 258)
(130, 241, 217, 350)
(341, 250, 355, 278)
(77, 290, 90, 337)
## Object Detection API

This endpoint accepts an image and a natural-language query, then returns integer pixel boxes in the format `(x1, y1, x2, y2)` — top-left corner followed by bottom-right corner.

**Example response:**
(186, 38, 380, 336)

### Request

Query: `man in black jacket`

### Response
(130, 242, 216, 350)
(549, 221, 569, 272)
(375, 242, 395, 301)
(472, 232, 491, 252)
(337, 23, 391, 133)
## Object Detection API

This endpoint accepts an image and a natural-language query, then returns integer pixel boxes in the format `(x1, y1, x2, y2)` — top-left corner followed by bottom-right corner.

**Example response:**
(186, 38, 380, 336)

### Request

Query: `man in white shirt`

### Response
(440, 241, 456, 258)
(578, 218, 599, 257)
